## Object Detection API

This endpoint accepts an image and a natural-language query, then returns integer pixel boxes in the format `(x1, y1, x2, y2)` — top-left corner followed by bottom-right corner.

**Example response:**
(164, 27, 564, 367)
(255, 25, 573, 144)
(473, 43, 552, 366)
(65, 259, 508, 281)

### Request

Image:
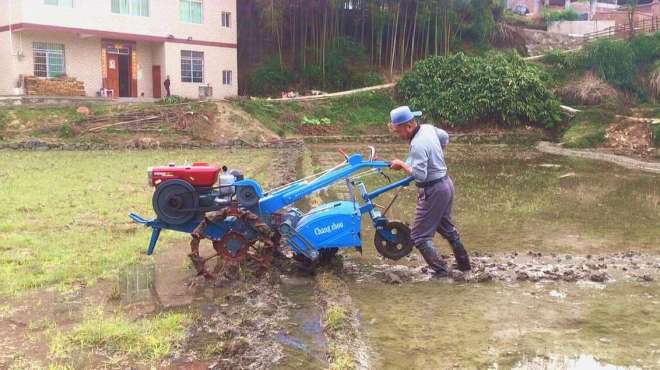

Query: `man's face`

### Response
(389, 120, 416, 140)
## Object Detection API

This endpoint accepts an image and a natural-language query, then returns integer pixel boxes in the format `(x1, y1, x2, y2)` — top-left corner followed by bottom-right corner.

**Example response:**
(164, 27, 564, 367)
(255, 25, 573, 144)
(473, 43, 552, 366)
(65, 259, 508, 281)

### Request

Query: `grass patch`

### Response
(324, 305, 348, 332)
(9, 106, 85, 125)
(561, 109, 615, 148)
(329, 344, 355, 370)
(50, 307, 189, 363)
(235, 90, 396, 135)
(0, 110, 9, 140)
(0, 149, 275, 296)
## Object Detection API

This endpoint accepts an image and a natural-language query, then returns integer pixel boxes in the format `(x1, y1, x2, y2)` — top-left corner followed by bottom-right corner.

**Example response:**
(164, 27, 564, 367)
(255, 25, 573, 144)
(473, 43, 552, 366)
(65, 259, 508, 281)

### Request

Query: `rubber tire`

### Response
(374, 221, 414, 260)
(152, 179, 198, 225)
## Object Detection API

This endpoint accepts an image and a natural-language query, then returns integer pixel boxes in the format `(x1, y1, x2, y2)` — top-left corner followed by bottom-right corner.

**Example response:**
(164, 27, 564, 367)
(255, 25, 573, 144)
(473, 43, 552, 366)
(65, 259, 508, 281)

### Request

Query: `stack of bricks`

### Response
(24, 76, 86, 96)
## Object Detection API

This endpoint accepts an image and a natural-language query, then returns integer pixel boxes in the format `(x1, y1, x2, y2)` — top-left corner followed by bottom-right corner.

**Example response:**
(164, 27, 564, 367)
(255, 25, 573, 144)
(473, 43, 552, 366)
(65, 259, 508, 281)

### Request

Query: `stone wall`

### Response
(23, 76, 85, 96)
(521, 28, 585, 56)
(0, 95, 107, 107)
(0, 138, 304, 151)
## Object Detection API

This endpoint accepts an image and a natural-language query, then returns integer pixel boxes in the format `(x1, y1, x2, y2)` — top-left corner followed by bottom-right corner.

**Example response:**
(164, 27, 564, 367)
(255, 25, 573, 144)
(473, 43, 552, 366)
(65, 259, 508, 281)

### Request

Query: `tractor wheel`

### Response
(152, 179, 198, 225)
(374, 221, 413, 260)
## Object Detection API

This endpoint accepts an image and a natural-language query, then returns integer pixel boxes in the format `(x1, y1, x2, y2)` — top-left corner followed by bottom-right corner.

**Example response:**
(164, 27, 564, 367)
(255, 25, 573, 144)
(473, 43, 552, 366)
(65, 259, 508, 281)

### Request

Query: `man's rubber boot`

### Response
(416, 241, 449, 277)
(450, 238, 471, 272)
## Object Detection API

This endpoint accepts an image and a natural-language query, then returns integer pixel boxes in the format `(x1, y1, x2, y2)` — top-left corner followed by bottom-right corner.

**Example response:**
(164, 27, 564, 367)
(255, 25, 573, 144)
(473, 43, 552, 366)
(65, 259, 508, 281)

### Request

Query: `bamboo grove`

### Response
(238, 0, 501, 94)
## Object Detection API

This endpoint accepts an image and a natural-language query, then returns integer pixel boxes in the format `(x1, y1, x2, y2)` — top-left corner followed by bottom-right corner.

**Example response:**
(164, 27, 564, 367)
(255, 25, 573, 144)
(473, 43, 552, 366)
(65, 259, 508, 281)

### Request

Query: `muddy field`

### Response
(0, 143, 659, 369)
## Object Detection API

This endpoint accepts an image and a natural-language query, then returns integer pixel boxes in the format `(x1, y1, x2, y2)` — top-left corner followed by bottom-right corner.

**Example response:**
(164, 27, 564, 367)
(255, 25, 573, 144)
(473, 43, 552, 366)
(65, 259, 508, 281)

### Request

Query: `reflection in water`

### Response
(510, 354, 641, 370)
(118, 263, 156, 304)
(308, 144, 660, 369)
(276, 280, 327, 370)
(350, 281, 660, 369)
(310, 143, 660, 257)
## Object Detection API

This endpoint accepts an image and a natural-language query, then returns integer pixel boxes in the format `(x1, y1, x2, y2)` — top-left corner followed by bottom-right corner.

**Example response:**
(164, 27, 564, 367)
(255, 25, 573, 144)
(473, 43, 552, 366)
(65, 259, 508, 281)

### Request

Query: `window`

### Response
(221, 11, 231, 28)
(44, 0, 74, 7)
(111, 0, 149, 16)
(180, 0, 203, 24)
(33, 42, 65, 78)
(181, 51, 204, 83)
(222, 70, 232, 85)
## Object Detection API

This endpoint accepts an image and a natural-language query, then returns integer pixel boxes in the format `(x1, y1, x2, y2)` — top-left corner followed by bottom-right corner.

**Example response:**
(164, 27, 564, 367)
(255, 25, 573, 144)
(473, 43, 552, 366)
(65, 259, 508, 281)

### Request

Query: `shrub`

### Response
(398, 52, 562, 127)
(469, 0, 496, 48)
(301, 116, 331, 126)
(324, 37, 370, 91)
(580, 38, 636, 90)
(300, 64, 323, 89)
(57, 123, 75, 138)
(541, 7, 580, 26)
(159, 95, 186, 105)
(363, 72, 384, 86)
(630, 32, 660, 67)
(249, 58, 293, 96)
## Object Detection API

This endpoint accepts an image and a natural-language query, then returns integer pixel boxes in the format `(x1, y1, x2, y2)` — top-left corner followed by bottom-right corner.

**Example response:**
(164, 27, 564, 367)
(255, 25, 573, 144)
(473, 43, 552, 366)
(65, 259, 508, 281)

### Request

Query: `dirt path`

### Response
(210, 101, 280, 143)
(536, 141, 660, 174)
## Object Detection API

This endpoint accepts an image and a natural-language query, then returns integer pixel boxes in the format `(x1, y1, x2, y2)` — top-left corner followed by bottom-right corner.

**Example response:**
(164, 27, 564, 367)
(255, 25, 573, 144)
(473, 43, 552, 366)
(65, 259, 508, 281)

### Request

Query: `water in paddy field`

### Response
(308, 143, 660, 369)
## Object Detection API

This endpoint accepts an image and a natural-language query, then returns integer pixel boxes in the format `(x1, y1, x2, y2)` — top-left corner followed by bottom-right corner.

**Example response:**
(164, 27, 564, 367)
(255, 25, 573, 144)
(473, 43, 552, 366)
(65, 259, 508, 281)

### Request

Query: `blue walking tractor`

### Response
(130, 147, 415, 278)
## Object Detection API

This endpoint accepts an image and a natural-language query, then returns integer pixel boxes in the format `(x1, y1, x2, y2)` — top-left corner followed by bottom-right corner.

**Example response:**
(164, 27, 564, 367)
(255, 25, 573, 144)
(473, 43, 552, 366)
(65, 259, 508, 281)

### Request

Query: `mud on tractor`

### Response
(130, 147, 415, 278)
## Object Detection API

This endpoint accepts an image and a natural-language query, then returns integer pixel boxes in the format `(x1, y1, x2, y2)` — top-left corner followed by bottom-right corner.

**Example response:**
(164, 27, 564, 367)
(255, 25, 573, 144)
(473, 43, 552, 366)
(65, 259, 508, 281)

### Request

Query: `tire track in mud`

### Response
(343, 250, 660, 286)
(167, 143, 311, 370)
(301, 147, 373, 370)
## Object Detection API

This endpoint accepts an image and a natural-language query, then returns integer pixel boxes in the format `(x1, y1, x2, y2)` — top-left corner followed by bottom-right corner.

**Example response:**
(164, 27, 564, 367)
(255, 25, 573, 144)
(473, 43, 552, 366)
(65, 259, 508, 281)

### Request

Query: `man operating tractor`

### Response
(388, 106, 471, 276)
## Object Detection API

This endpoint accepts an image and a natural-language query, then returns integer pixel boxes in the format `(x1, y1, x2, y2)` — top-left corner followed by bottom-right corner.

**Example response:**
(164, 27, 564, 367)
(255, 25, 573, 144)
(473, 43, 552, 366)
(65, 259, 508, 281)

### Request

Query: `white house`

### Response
(0, 0, 237, 99)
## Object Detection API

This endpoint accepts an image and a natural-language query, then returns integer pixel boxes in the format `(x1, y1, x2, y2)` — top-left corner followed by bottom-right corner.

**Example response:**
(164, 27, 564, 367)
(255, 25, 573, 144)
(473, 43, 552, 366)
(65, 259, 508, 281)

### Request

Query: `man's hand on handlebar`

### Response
(389, 159, 413, 175)
(389, 159, 406, 170)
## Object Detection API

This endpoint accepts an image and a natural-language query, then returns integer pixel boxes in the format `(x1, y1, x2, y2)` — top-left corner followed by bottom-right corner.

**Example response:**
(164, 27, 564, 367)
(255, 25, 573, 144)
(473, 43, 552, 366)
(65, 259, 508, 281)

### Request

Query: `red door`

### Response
(152, 66, 161, 98)
(106, 54, 119, 97)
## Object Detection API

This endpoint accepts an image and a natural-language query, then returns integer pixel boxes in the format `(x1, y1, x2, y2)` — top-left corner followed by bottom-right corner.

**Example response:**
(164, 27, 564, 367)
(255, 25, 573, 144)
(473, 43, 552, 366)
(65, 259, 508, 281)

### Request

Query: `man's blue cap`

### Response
(390, 106, 422, 126)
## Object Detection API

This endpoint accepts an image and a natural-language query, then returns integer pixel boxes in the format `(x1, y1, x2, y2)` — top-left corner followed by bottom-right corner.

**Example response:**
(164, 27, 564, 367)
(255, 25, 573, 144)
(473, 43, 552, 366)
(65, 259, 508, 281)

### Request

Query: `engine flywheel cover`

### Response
(152, 179, 198, 225)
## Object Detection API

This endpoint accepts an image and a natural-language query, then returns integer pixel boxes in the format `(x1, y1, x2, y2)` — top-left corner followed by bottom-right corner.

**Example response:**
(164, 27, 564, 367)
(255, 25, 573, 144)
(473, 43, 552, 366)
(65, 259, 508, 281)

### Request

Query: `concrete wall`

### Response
(152, 43, 167, 97)
(0, 32, 17, 95)
(12, 31, 103, 96)
(135, 41, 154, 98)
(0, 0, 23, 26)
(12, 0, 237, 45)
(548, 20, 616, 35)
(163, 42, 237, 99)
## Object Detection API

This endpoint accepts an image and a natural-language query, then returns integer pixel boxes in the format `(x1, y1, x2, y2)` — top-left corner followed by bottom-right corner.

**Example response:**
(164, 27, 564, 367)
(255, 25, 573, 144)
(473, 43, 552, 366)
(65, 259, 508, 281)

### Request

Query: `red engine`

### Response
(148, 162, 221, 187)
